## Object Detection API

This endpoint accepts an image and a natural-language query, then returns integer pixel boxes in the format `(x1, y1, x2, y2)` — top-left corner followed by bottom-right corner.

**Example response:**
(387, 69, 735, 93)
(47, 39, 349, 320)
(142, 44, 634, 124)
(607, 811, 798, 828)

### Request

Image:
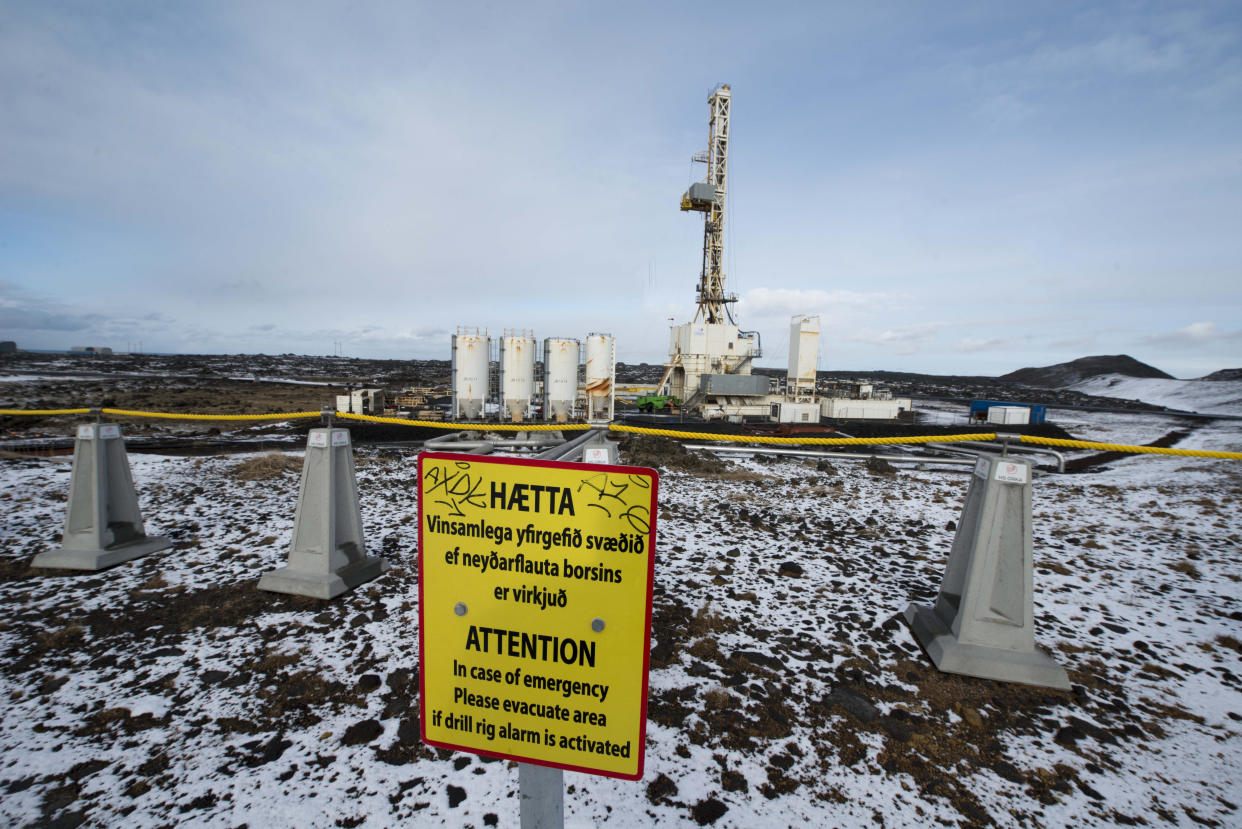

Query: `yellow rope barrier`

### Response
(2, 406, 1238, 459)
(607, 424, 1000, 446)
(99, 408, 322, 422)
(1018, 434, 1242, 460)
(0, 408, 93, 416)
(334, 412, 591, 432)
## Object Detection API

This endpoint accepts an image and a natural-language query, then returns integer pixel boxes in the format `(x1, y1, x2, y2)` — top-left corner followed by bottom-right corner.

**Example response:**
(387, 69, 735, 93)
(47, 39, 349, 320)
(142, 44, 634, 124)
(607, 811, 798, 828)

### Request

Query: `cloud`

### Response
(1143, 321, 1242, 345)
(740, 288, 909, 319)
(0, 305, 98, 332)
(958, 8, 1242, 136)
(852, 322, 946, 344)
(0, 283, 101, 332)
(1050, 335, 1097, 349)
(956, 337, 1008, 353)
(0, 281, 225, 349)
(1027, 33, 1187, 77)
(838, 322, 950, 355)
(975, 92, 1036, 127)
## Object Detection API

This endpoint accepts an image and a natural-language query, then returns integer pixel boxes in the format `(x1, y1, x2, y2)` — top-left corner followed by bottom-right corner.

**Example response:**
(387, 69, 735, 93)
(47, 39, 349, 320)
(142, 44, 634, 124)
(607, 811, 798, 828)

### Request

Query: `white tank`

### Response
(452, 330, 489, 420)
(543, 338, 580, 422)
(584, 332, 615, 422)
(787, 314, 820, 398)
(500, 332, 536, 422)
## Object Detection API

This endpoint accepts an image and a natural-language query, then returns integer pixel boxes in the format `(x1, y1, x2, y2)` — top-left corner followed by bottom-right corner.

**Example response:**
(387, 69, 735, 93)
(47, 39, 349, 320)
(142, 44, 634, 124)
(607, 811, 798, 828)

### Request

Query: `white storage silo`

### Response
(500, 331, 536, 422)
(787, 314, 820, 401)
(452, 329, 490, 420)
(543, 337, 580, 422)
(584, 332, 615, 422)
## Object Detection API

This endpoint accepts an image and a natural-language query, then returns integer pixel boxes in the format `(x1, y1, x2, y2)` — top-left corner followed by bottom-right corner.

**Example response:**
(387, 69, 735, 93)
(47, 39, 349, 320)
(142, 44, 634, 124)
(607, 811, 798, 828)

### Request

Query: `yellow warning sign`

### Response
(417, 451, 658, 780)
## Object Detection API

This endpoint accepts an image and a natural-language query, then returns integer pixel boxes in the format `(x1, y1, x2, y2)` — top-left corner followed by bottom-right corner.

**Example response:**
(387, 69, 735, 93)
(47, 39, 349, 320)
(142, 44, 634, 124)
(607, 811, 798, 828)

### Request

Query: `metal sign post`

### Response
(519, 763, 564, 829)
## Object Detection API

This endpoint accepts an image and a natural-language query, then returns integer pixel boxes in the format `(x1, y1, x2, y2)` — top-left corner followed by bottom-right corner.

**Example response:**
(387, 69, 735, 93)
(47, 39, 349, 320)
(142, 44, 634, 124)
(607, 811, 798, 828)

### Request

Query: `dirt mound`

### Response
(618, 435, 732, 474)
(864, 456, 896, 475)
(230, 452, 302, 480)
(1001, 355, 1172, 387)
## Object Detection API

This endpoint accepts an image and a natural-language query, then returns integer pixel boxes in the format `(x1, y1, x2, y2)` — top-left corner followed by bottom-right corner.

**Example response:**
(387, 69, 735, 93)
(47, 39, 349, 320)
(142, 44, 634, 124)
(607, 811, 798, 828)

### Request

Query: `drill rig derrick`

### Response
(680, 84, 737, 325)
(657, 85, 762, 413)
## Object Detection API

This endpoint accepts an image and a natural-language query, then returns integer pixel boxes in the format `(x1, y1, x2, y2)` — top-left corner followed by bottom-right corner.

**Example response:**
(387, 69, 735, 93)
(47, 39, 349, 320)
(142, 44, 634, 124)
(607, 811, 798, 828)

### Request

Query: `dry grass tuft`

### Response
(701, 469, 770, 482)
(138, 573, 168, 590)
(37, 623, 84, 649)
(1215, 635, 1242, 655)
(687, 637, 723, 661)
(231, 452, 302, 481)
(688, 603, 736, 638)
(1167, 560, 1201, 579)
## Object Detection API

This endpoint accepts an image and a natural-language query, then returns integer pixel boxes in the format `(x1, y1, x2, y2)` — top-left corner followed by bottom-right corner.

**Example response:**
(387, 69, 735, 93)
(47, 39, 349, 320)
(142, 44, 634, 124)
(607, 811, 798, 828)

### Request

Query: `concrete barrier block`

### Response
(33, 424, 171, 571)
(904, 455, 1070, 690)
(258, 427, 388, 599)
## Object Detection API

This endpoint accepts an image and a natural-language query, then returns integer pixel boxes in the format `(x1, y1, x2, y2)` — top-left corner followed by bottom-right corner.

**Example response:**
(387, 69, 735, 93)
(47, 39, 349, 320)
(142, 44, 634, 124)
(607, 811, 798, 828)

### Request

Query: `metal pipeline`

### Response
(924, 439, 1065, 473)
(682, 444, 975, 467)
(421, 431, 566, 455)
(422, 433, 494, 454)
(536, 427, 610, 462)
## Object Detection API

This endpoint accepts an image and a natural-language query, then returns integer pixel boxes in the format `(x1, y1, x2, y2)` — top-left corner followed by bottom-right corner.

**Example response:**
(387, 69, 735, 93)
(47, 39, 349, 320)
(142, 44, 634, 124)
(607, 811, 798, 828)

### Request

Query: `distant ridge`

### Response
(1000, 355, 1173, 387)
(1200, 368, 1242, 381)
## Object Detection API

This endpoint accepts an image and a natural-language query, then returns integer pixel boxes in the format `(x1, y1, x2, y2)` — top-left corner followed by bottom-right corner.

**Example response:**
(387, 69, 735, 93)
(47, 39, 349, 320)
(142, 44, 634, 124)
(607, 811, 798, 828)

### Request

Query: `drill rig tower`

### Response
(660, 85, 764, 416)
(683, 84, 734, 324)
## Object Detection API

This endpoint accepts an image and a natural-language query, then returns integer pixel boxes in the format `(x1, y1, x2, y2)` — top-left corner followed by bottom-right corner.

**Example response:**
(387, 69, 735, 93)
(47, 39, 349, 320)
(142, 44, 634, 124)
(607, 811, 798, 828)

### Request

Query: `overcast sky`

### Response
(2, 2, 1240, 377)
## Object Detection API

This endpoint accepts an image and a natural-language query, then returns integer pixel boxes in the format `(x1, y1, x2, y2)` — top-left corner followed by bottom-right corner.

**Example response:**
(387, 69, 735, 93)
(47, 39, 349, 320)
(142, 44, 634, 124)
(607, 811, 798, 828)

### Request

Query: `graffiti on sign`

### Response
(418, 452, 658, 779)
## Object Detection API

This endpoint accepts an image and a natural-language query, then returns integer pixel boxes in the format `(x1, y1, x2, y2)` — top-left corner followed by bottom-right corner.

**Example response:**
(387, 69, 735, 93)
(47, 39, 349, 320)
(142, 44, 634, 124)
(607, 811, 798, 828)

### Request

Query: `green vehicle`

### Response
(635, 394, 680, 413)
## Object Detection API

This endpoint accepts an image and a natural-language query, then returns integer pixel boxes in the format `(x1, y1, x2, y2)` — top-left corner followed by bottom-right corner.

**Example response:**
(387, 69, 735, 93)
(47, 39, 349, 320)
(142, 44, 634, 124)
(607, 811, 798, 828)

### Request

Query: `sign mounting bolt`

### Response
(454, 602, 468, 617)
(591, 618, 606, 633)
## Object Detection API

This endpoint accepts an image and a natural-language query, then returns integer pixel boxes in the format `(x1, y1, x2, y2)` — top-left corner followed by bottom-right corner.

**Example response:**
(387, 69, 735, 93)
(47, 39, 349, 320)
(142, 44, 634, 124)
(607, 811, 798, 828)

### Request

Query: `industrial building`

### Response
(818, 382, 913, 421)
(335, 389, 386, 416)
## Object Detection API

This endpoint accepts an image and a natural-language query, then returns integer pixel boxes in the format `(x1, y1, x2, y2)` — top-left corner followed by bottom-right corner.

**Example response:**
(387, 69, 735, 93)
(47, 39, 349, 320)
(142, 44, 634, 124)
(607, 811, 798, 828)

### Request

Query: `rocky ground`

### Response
(0, 420, 1239, 826)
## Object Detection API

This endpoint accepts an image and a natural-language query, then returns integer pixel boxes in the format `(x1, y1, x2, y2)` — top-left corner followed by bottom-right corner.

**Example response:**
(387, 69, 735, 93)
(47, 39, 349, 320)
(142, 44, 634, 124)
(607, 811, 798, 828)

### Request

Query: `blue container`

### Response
(969, 400, 1046, 424)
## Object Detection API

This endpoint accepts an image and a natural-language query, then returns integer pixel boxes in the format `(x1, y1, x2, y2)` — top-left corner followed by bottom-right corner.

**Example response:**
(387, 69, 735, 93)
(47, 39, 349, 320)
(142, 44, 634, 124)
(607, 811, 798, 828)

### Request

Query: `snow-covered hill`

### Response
(1067, 374, 1242, 416)
(1001, 355, 1172, 387)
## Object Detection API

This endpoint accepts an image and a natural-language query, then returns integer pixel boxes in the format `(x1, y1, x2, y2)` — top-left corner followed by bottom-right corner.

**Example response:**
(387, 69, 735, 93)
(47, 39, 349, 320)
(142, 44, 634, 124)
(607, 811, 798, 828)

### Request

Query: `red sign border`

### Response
(417, 450, 658, 781)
